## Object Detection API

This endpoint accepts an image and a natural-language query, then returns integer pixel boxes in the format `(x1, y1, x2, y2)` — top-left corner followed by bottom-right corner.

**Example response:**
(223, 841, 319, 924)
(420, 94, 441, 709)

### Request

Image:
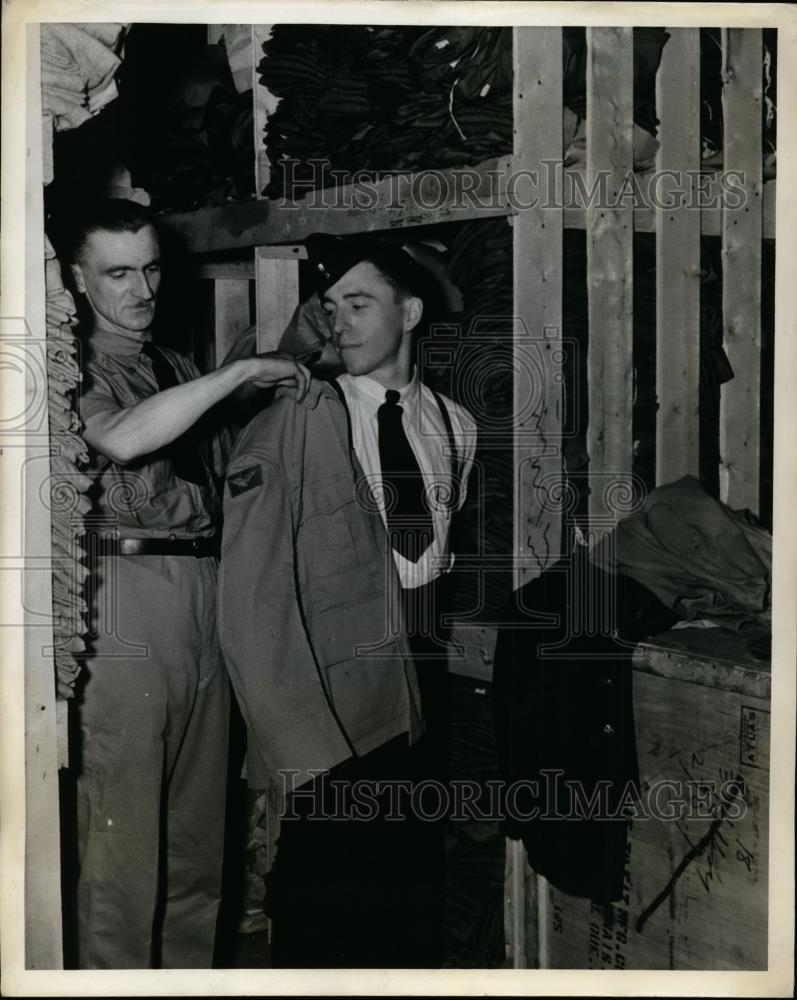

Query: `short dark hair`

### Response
(69, 199, 157, 263)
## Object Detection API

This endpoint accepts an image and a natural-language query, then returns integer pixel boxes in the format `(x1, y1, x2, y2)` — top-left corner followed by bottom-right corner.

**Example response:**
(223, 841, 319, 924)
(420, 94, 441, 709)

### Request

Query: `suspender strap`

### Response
(430, 388, 462, 510)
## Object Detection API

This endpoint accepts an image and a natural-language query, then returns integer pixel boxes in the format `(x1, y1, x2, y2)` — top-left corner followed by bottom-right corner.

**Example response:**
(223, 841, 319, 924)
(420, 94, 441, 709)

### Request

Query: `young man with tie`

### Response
(218, 234, 476, 967)
(69, 198, 310, 968)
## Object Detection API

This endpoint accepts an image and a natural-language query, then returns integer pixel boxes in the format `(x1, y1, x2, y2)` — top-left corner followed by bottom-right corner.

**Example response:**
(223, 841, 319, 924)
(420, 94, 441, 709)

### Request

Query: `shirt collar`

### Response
(343, 369, 420, 415)
(87, 327, 152, 359)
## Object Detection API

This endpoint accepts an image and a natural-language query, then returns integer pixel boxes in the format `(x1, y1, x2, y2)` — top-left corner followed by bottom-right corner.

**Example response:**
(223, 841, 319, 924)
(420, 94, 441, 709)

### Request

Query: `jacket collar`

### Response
(276, 376, 343, 410)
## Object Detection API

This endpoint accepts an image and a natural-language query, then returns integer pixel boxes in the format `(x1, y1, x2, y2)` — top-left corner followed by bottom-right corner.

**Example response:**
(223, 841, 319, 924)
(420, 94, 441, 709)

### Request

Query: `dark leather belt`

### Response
(94, 535, 220, 558)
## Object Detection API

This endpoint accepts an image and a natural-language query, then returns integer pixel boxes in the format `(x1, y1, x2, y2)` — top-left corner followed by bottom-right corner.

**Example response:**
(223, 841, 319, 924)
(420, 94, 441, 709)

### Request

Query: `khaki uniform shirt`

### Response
(80, 328, 225, 536)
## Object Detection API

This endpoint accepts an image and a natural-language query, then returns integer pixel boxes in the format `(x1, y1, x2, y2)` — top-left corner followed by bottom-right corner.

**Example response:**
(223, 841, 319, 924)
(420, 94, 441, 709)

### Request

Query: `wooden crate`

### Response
(530, 627, 770, 970)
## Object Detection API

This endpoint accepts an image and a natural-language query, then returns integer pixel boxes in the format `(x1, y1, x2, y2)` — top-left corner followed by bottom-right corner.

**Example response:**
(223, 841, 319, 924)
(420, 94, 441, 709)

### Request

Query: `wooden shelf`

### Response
(159, 159, 776, 254)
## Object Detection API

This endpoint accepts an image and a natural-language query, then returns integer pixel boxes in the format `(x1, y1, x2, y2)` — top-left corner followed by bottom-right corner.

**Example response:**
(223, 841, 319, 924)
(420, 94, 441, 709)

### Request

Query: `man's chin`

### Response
(125, 312, 154, 331)
(341, 357, 369, 376)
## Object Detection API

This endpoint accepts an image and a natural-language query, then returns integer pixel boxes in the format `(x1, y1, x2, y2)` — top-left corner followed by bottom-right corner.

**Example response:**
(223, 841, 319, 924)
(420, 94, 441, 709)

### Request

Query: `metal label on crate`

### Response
(740, 706, 771, 770)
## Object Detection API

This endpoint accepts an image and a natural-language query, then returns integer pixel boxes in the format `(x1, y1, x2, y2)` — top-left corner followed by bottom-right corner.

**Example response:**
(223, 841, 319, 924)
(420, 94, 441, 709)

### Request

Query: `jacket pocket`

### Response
(299, 473, 364, 578)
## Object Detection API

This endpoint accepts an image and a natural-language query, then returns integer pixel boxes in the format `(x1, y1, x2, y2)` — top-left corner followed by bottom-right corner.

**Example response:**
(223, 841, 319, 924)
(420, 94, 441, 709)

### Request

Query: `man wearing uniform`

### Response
(71, 198, 309, 969)
(218, 234, 476, 967)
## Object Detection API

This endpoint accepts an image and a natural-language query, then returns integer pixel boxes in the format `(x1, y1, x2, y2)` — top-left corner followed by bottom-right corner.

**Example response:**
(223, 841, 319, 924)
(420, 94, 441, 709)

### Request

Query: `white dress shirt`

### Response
(337, 370, 477, 590)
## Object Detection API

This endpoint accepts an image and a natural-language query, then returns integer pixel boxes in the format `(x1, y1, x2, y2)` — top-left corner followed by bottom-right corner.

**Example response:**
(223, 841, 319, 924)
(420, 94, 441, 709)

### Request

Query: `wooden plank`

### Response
(213, 279, 252, 367)
(24, 23, 63, 969)
(254, 250, 299, 353)
(1, 11, 30, 980)
(582, 181, 772, 239)
(197, 260, 254, 280)
(160, 166, 775, 253)
(655, 28, 702, 484)
(512, 26, 564, 588)
(720, 29, 764, 513)
(161, 157, 514, 253)
(634, 627, 771, 701)
(255, 244, 307, 260)
(511, 25, 564, 971)
(56, 700, 69, 770)
(534, 874, 550, 968)
(506, 839, 528, 968)
(585, 28, 635, 533)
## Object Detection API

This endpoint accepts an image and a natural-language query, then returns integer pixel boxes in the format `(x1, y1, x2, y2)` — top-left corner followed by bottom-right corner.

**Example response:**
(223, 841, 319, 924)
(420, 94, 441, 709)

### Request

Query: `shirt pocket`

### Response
(299, 473, 367, 579)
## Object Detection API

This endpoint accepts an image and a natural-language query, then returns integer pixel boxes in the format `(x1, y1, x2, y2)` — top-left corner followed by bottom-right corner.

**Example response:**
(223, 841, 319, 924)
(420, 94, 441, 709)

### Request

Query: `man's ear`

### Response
(403, 295, 423, 334)
(70, 263, 87, 294)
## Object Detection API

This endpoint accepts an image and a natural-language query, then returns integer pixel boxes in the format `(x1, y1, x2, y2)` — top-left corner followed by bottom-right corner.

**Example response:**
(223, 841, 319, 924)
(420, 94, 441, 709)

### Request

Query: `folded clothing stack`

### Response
(40, 22, 128, 184)
(44, 235, 91, 701)
(259, 25, 671, 198)
(259, 25, 512, 198)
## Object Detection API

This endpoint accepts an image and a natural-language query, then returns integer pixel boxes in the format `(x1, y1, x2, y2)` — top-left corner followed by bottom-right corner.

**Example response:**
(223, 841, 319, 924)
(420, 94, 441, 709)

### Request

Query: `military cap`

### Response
(304, 232, 431, 301)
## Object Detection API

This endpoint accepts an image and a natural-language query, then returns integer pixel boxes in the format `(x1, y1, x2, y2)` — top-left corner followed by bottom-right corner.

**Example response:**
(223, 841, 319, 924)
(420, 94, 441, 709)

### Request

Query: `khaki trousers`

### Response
(75, 554, 229, 969)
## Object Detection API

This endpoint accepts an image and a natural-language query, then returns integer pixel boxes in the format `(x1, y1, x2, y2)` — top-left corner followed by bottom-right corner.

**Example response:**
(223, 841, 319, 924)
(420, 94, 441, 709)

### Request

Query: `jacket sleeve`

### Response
(217, 427, 354, 787)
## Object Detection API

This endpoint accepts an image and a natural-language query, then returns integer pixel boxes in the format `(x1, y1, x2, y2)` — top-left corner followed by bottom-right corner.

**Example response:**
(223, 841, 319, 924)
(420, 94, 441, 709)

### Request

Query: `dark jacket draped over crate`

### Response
(492, 543, 678, 901)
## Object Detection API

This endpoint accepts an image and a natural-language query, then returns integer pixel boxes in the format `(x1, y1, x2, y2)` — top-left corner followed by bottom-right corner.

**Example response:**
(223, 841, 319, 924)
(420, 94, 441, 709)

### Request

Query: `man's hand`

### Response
(238, 353, 311, 401)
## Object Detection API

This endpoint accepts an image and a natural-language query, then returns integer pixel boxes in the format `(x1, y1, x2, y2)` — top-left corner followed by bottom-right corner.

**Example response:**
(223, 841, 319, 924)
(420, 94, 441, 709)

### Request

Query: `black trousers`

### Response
(404, 576, 453, 776)
(267, 578, 451, 969)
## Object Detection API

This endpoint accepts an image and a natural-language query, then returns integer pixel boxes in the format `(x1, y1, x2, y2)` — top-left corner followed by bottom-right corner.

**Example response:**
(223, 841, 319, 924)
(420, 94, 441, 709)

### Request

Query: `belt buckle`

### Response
(191, 537, 202, 557)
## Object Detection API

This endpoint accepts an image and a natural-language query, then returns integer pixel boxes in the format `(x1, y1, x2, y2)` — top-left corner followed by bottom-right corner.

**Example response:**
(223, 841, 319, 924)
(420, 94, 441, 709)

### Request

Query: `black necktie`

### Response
(377, 388, 434, 563)
(140, 341, 212, 490)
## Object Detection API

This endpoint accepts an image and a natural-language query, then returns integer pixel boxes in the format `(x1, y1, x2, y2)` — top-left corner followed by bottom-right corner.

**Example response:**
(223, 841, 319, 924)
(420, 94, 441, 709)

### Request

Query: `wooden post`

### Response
(585, 28, 635, 533)
(655, 28, 702, 484)
(505, 839, 528, 968)
(510, 24, 564, 971)
(512, 26, 564, 587)
(254, 246, 305, 353)
(24, 24, 63, 969)
(720, 28, 763, 513)
(213, 279, 252, 366)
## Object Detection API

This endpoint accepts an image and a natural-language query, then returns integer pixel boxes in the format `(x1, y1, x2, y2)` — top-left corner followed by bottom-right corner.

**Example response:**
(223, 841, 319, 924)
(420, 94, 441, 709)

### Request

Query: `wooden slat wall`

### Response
(585, 28, 635, 531)
(24, 24, 63, 969)
(512, 27, 564, 587)
(655, 28, 702, 483)
(720, 28, 764, 513)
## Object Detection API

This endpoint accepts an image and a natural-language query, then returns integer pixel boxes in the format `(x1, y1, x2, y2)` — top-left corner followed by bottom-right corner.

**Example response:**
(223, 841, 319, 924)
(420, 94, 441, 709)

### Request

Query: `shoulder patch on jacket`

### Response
(227, 464, 263, 497)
